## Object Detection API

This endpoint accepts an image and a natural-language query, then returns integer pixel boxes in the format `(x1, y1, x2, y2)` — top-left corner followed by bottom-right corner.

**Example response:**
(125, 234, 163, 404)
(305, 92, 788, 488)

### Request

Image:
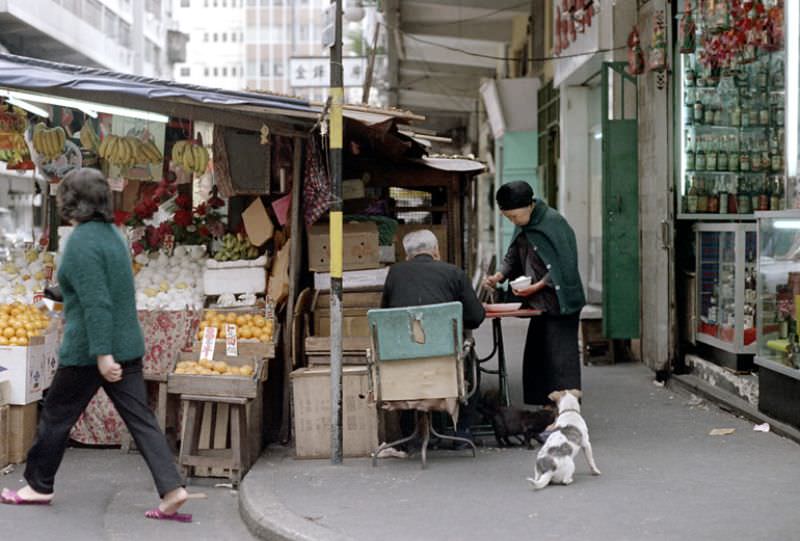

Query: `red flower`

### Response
(146, 225, 161, 248)
(195, 202, 207, 216)
(208, 195, 225, 209)
(132, 241, 144, 255)
(173, 209, 193, 227)
(175, 194, 192, 210)
(199, 225, 210, 238)
(157, 222, 173, 237)
(114, 210, 131, 226)
(134, 199, 159, 220)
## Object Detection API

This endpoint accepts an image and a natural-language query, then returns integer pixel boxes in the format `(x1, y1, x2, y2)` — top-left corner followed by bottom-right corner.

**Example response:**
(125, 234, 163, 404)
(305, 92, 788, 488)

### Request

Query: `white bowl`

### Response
(510, 276, 532, 289)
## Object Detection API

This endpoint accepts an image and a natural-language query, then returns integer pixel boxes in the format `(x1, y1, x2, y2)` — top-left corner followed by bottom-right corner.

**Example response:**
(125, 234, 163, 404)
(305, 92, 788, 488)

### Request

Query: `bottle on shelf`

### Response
(728, 176, 738, 213)
(728, 135, 740, 172)
(718, 139, 729, 171)
(708, 178, 720, 213)
(685, 131, 696, 170)
(696, 140, 707, 171)
(697, 176, 709, 212)
(751, 177, 762, 212)
(737, 176, 751, 214)
(759, 177, 770, 211)
(718, 177, 729, 214)
(687, 175, 698, 213)
(772, 59, 784, 89)
(707, 138, 718, 171)
(694, 98, 704, 124)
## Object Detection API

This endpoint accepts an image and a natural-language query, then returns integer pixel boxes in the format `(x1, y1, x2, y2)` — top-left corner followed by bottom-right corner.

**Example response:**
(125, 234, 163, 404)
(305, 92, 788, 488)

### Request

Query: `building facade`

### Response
(0, 0, 184, 77)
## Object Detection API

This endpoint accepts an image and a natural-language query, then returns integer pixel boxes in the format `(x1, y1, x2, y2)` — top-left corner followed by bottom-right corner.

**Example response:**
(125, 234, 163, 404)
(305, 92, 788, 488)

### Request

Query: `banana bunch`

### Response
(99, 135, 163, 167)
(32, 123, 66, 161)
(171, 140, 209, 175)
(79, 122, 100, 151)
(214, 233, 259, 262)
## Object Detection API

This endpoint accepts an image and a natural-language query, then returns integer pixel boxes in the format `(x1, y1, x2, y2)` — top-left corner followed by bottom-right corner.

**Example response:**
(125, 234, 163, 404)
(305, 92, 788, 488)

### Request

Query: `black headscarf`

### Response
(496, 181, 534, 211)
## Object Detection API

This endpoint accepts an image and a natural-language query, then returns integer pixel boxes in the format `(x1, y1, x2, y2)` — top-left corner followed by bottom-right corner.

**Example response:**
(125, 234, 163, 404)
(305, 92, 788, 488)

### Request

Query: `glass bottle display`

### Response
(678, 1, 787, 218)
(695, 223, 758, 354)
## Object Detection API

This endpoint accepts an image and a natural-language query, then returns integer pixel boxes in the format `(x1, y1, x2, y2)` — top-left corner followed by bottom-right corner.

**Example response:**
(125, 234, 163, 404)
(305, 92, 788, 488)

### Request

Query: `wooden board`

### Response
(307, 223, 380, 272)
(168, 353, 265, 399)
(372, 356, 459, 402)
(0, 405, 8, 468)
(304, 336, 371, 353)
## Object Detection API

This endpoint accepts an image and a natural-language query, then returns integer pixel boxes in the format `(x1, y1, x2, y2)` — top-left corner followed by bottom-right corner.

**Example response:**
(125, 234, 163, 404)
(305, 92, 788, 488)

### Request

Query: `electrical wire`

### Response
(408, 2, 531, 28)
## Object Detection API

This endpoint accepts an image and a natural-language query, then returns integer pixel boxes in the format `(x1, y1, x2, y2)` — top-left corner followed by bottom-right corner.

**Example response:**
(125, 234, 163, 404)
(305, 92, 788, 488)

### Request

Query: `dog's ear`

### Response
(568, 389, 583, 399)
(548, 390, 564, 403)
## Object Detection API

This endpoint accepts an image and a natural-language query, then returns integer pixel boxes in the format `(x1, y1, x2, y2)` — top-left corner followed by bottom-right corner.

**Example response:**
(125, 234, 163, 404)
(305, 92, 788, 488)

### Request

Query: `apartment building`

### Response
(173, 0, 377, 102)
(0, 0, 185, 77)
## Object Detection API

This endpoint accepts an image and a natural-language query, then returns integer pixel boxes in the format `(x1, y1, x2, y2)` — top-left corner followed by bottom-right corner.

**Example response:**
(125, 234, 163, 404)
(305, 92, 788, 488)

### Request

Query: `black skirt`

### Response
(522, 312, 581, 405)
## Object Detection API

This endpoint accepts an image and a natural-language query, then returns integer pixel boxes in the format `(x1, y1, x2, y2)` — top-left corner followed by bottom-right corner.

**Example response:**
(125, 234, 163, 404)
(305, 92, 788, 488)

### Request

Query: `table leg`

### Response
(494, 318, 510, 407)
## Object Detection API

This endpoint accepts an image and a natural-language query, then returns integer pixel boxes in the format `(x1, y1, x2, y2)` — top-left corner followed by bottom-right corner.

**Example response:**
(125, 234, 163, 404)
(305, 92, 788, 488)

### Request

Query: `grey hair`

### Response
(57, 168, 113, 223)
(403, 229, 439, 259)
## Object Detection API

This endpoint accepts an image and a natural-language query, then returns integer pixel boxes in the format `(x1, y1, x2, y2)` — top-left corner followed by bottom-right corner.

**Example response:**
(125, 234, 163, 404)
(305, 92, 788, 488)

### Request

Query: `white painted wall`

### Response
(559, 86, 591, 296)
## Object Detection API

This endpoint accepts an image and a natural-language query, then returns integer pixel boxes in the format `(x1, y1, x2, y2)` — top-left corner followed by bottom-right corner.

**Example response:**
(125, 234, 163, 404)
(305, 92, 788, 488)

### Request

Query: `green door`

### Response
(602, 62, 640, 338)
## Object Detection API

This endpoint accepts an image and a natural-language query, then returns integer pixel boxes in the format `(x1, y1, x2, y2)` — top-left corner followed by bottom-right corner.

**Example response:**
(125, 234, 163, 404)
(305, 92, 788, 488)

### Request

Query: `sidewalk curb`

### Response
(670, 373, 800, 445)
(238, 452, 353, 541)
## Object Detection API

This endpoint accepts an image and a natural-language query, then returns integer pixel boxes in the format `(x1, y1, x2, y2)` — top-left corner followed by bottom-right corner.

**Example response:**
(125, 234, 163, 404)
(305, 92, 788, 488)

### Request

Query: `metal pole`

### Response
(329, 0, 344, 465)
(361, 22, 381, 105)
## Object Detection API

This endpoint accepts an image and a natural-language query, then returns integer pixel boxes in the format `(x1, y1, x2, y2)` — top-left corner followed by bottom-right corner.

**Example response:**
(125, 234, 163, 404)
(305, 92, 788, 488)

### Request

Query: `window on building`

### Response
(231, 32, 237, 43)
(259, 62, 269, 77)
(103, 9, 119, 40)
(84, 0, 102, 27)
(298, 24, 310, 42)
(213, 67, 218, 76)
(180, 0, 190, 6)
(222, 0, 226, 6)
(231, 66, 237, 77)
(273, 62, 284, 77)
(222, 33, 227, 42)
(203, 32, 209, 42)
(222, 67, 228, 76)
(204, 0, 208, 6)
(204, 67, 210, 76)
(213, 0, 217, 6)
(180, 67, 191, 77)
(213, 33, 218, 42)
(119, 21, 131, 47)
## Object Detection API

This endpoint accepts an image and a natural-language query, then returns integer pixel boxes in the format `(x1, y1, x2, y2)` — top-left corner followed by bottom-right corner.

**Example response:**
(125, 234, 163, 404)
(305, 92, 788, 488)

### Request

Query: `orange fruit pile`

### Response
(0, 303, 51, 346)
(196, 310, 273, 343)
(174, 359, 255, 377)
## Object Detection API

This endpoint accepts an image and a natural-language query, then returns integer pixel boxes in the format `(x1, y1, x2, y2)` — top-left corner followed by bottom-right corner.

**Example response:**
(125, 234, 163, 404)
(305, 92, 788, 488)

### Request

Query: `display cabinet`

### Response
(694, 222, 758, 360)
(755, 210, 800, 428)
(676, 1, 788, 220)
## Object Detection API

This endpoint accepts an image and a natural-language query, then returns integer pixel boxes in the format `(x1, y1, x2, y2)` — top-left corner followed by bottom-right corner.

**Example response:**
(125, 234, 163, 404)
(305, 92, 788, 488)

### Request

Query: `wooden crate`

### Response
(312, 288, 382, 338)
(372, 356, 460, 402)
(168, 350, 267, 399)
(0, 405, 9, 468)
(304, 336, 371, 366)
(308, 223, 380, 272)
(8, 402, 38, 464)
(291, 366, 378, 458)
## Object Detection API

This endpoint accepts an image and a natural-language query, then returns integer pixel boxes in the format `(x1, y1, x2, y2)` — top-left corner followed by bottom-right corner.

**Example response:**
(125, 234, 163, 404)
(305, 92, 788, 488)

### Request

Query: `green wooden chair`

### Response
(367, 301, 477, 468)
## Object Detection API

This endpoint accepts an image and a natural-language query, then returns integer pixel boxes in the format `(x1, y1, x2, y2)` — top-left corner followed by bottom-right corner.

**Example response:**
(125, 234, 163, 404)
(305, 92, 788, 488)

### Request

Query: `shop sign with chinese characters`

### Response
(289, 57, 367, 88)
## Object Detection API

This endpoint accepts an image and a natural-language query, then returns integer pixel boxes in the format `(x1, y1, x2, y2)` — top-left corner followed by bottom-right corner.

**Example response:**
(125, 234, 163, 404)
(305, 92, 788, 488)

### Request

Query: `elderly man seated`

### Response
(380, 229, 485, 447)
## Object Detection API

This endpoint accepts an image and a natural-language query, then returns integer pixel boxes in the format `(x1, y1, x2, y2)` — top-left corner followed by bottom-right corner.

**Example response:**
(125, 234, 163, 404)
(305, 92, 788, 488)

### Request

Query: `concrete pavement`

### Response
(0, 447, 258, 540)
(240, 319, 800, 541)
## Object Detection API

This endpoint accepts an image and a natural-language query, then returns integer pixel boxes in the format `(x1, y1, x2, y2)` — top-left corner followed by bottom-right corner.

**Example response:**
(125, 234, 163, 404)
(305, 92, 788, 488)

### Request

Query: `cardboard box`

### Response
(0, 405, 9, 468)
(313, 267, 389, 291)
(291, 366, 378, 458)
(394, 224, 448, 262)
(312, 289, 382, 338)
(0, 337, 45, 405)
(43, 327, 60, 390)
(308, 222, 380, 272)
(8, 402, 38, 464)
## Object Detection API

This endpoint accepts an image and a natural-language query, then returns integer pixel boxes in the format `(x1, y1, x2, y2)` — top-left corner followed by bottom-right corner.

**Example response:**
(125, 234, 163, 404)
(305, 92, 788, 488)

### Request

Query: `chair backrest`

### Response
(367, 302, 464, 402)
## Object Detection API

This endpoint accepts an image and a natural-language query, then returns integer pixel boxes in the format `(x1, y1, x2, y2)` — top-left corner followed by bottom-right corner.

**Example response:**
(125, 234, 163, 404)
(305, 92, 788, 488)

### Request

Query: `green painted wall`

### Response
(497, 130, 539, 265)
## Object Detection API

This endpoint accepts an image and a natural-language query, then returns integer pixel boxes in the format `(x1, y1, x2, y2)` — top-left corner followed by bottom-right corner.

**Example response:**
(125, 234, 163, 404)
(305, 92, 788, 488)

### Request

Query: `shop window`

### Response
(389, 187, 435, 225)
(273, 62, 284, 77)
(213, 33, 218, 42)
(222, 33, 228, 42)
(203, 32, 209, 42)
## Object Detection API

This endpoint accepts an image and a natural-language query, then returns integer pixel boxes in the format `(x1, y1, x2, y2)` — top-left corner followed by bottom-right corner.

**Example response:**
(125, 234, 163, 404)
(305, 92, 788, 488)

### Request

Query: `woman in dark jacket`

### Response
(484, 181, 585, 405)
(1, 168, 192, 522)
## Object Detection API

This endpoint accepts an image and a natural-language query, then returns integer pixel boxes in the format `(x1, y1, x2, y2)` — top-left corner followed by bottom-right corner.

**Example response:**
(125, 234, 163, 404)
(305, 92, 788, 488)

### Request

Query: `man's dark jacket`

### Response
(380, 254, 486, 329)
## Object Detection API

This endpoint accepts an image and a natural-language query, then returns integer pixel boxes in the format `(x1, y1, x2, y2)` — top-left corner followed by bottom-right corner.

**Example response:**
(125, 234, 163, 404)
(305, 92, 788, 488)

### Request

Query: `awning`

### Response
(0, 53, 319, 134)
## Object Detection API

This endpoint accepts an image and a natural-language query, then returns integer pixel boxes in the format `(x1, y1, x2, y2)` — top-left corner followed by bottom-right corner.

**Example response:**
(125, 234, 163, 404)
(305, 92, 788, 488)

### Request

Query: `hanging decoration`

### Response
(679, 0, 697, 53)
(627, 27, 645, 76)
(649, 10, 668, 72)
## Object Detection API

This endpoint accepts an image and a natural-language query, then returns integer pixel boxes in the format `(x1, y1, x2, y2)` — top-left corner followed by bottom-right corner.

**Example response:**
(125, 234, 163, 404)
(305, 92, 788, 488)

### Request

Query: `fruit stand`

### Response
(0, 52, 315, 461)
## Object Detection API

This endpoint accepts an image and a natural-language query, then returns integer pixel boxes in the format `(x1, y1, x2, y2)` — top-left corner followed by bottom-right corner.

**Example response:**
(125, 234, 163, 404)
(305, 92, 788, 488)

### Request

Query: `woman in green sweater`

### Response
(1, 169, 192, 522)
(484, 181, 585, 405)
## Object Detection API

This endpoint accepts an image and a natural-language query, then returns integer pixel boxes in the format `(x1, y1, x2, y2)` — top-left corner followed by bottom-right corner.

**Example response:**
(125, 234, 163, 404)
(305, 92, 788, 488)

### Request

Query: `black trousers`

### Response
(24, 358, 184, 497)
(522, 312, 582, 405)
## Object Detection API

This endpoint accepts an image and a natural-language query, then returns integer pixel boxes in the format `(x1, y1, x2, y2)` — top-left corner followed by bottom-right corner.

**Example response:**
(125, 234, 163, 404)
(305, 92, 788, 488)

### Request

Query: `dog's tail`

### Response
(527, 472, 553, 490)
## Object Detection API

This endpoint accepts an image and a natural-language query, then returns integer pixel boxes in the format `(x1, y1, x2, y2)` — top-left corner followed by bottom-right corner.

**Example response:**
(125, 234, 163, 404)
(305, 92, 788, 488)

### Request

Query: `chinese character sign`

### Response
(289, 57, 368, 88)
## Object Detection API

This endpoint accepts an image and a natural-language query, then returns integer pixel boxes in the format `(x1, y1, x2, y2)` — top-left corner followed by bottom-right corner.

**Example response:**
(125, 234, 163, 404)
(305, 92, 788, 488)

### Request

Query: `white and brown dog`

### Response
(527, 389, 601, 490)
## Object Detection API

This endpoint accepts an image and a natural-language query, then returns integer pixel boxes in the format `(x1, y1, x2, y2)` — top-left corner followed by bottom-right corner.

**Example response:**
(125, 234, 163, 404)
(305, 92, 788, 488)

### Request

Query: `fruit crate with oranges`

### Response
(168, 343, 267, 399)
(0, 303, 52, 347)
(193, 309, 277, 360)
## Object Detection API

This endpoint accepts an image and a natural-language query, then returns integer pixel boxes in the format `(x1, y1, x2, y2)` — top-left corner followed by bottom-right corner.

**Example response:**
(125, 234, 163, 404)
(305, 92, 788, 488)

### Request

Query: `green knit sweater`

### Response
(57, 221, 144, 366)
(509, 199, 586, 315)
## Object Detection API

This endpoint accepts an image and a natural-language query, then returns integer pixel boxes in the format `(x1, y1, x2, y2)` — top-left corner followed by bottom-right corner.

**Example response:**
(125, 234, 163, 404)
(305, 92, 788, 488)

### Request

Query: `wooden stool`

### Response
(178, 394, 250, 486)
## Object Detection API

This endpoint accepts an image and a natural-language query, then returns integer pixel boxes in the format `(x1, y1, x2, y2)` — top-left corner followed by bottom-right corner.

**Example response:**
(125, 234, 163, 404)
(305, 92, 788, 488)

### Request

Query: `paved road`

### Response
(243, 319, 800, 541)
(0, 447, 257, 541)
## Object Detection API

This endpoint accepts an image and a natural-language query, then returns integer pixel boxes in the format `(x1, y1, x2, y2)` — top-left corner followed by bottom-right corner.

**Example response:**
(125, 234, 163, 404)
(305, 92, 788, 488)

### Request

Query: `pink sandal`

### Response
(144, 508, 192, 523)
(0, 488, 52, 506)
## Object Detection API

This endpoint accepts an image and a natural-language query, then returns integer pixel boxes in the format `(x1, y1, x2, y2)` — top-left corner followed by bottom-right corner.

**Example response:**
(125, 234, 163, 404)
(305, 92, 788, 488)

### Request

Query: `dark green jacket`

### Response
(503, 199, 585, 315)
(57, 221, 145, 366)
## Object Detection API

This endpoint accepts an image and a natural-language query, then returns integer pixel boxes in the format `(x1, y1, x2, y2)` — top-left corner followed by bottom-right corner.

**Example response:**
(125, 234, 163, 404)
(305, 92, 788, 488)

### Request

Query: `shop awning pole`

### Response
(329, 0, 344, 465)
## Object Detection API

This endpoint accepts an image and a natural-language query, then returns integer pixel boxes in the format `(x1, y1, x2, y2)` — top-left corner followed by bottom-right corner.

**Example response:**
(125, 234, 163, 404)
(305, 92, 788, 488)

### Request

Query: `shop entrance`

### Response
(601, 61, 640, 339)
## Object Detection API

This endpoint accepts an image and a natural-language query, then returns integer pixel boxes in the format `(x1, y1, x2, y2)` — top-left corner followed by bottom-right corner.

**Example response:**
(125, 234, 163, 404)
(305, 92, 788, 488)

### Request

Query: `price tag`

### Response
(225, 324, 238, 356)
(199, 326, 218, 361)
